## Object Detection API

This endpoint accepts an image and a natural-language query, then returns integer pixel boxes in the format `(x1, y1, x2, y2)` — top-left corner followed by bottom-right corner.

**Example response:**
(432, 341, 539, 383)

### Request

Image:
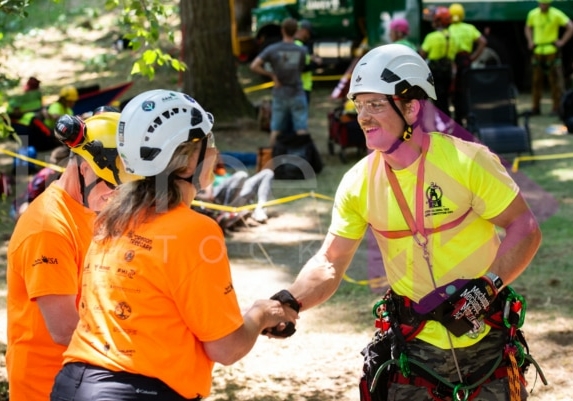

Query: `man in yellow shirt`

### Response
(524, 0, 573, 115)
(419, 7, 457, 117)
(448, 3, 487, 124)
(271, 44, 543, 400)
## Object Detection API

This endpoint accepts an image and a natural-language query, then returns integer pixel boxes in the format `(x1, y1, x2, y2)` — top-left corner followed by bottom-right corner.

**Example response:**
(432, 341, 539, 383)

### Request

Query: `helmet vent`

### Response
(140, 147, 161, 161)
(188, 127, 206, 141)
(381, 68, 400, 84)
(191, 107, 203, 127)
(427, 72, 435, 87)
(395, 80, 413, 96)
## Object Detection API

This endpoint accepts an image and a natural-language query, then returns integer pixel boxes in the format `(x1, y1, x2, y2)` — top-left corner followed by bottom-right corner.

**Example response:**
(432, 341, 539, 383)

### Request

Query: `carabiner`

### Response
(372, 299, 388, 319)
(453, 383, 470, 401)
(503, 287, 526, 329)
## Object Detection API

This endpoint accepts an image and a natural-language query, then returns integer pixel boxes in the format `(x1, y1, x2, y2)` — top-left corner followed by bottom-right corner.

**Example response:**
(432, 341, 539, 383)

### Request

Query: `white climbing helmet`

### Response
(348, 44, 437, 100)
(117, 89, 214, 177)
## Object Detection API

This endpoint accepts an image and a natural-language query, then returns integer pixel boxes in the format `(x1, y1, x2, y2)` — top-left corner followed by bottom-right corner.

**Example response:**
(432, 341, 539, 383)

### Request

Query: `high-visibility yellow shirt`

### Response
(526, 6, 571, 55)
(329, 132, 519, 349)
(448, 22, 482, 54)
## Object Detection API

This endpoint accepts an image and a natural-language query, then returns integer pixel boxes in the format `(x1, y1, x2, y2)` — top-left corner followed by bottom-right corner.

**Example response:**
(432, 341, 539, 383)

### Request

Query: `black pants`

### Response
(428, 59, 452, 117)
(453, 52, 472, 123)
(51, 362, 201, 401)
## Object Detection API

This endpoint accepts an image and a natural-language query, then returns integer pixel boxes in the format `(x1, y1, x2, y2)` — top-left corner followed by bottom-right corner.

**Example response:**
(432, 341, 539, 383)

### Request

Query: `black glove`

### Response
(441, 273, 503, 337)
(261, 289, 300, 338)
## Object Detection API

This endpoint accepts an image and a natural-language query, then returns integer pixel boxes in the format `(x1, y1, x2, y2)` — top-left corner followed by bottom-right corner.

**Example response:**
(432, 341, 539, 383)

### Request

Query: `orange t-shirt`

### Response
(7, 184, 95, 401)
(63, 203, 243, 399)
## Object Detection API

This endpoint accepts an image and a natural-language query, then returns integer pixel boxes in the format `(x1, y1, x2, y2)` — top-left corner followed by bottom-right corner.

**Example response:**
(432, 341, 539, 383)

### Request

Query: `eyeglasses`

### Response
(353, 96, 399, 114)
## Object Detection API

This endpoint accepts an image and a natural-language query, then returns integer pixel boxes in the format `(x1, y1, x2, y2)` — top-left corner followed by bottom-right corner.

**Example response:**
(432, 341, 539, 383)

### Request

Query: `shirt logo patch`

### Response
(424, 182, 454, 218)
(32, 255, 58, 267)
(426, 182, 443, 208)
(114, 302, 132, 320)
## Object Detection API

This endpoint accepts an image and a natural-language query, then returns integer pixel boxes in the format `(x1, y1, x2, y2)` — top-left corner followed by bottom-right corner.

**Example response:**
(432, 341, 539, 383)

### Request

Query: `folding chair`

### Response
(464, 66, 533, 156)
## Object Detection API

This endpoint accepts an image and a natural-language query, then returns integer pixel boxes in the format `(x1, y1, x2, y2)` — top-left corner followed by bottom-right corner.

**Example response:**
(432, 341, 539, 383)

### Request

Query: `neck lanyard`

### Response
(384, 134, 430, 245)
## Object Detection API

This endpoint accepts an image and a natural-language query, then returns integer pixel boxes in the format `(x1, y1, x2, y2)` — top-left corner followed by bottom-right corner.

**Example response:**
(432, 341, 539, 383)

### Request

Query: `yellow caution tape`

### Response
(511, 152, 573, 172)
(1, 147, 382, 287)
(0, 148, 65, 173)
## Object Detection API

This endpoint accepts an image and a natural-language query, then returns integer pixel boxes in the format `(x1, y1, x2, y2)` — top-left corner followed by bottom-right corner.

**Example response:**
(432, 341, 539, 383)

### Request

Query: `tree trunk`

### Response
(180, 0, 255, 125)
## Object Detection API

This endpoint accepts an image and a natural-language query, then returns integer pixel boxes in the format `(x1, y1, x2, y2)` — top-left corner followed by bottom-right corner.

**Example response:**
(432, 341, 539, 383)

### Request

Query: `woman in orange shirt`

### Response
(50, 90, 298, 401)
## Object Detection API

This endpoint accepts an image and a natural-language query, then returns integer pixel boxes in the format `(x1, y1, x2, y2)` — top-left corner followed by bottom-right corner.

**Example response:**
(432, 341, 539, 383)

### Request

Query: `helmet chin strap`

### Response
(175, 138, 208, 191)
(383, 95, 418, 155)
(77, 163, 101, 208)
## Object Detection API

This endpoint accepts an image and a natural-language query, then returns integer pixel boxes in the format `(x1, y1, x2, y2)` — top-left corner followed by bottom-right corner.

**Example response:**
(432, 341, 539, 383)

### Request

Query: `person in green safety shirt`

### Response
(524, 0, 573, 116)
(263, 43, 545, 401)
(11, 84, 79, 151)
(448, 3, 487, 124)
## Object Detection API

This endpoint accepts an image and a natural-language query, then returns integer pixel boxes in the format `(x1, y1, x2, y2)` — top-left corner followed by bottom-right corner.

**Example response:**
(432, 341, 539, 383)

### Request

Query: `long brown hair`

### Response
(94, 141, 199, 242)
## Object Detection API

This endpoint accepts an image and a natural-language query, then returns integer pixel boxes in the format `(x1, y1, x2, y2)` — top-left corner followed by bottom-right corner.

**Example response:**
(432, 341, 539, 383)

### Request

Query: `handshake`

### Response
(261, 290, 301, 338)
(413, 273, 503, 337)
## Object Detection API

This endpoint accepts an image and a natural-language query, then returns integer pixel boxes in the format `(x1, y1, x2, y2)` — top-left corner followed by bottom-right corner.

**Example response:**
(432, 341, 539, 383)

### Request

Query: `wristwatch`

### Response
(485, 272, 503, 290)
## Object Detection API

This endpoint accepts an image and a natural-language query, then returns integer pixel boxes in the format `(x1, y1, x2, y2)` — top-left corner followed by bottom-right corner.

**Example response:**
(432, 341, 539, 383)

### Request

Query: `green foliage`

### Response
(105, 0, 186, 80)
(130, 48, 185, 80)
(0, 0, 186, 137)
(1, 0, 184, 82)
(0, 0, 32, 16)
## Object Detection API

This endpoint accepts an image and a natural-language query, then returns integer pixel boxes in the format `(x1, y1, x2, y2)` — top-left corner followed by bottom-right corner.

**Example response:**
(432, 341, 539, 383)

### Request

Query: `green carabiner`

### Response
(503, 286, 527, 329)
(372, 299, 387, 319)
(453, 383, 470, 401)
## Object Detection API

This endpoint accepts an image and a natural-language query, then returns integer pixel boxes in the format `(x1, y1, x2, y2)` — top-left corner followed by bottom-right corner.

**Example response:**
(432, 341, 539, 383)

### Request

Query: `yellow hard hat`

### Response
(449, 3, 465, 22)
(537, 0, 552, 3)
(59, 85, 79, 102)
(54, 112, 141, 185)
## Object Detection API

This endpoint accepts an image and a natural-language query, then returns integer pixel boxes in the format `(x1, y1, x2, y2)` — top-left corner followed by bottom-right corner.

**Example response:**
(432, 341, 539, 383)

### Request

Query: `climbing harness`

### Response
(360, 287, 547, 401)
(360, 133, 546, 400)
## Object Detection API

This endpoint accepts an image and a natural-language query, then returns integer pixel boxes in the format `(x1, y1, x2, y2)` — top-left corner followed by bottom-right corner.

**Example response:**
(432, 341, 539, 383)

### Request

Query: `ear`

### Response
(405, 99, 421, 122)
(79, 159, 91, 177)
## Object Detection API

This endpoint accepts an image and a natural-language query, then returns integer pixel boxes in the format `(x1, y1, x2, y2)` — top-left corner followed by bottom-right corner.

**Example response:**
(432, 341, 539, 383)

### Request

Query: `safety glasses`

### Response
(353, 96, 400, 114)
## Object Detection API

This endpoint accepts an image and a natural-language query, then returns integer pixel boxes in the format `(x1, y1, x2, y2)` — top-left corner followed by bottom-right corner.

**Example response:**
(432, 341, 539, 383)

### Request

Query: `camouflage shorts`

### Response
(387, 330, 527, 401)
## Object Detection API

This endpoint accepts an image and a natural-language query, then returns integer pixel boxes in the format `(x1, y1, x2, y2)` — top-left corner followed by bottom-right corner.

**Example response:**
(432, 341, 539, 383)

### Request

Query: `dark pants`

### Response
(387, 330, 527, 400)
(453, 52, 472, 124)
(50, 362, 201, 401)
(531, 52, 564, 113)
(428, 59, 452, 117)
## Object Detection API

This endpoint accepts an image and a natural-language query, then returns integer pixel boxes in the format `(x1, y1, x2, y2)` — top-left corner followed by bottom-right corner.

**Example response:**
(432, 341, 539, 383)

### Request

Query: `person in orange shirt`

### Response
(50, 90, 299, 401)
(7, 111, 137, 401)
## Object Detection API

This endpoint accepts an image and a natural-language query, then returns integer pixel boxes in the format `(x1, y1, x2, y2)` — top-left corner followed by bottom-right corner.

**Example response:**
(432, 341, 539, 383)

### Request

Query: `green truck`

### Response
(247, 0, 573, 89)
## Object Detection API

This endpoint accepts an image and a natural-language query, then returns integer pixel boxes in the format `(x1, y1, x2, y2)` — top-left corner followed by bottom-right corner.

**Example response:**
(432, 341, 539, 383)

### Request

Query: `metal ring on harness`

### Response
(503, 288, 526, 329)
(453, 383, 470, 401)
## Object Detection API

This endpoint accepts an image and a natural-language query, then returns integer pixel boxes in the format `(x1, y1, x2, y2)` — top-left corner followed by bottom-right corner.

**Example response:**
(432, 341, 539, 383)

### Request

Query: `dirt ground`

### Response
(200, 181, 568, 401)
(1, 12, 572, 401)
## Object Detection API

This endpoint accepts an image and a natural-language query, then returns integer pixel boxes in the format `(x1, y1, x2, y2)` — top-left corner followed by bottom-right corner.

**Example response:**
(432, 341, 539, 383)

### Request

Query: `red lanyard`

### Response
(378, 134, 470, 241)
(384, 134, 430, 243)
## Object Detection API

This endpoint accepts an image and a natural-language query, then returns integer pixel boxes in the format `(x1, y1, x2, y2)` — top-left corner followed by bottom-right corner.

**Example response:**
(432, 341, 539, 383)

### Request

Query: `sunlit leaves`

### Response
(105, 0, 180, 79)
